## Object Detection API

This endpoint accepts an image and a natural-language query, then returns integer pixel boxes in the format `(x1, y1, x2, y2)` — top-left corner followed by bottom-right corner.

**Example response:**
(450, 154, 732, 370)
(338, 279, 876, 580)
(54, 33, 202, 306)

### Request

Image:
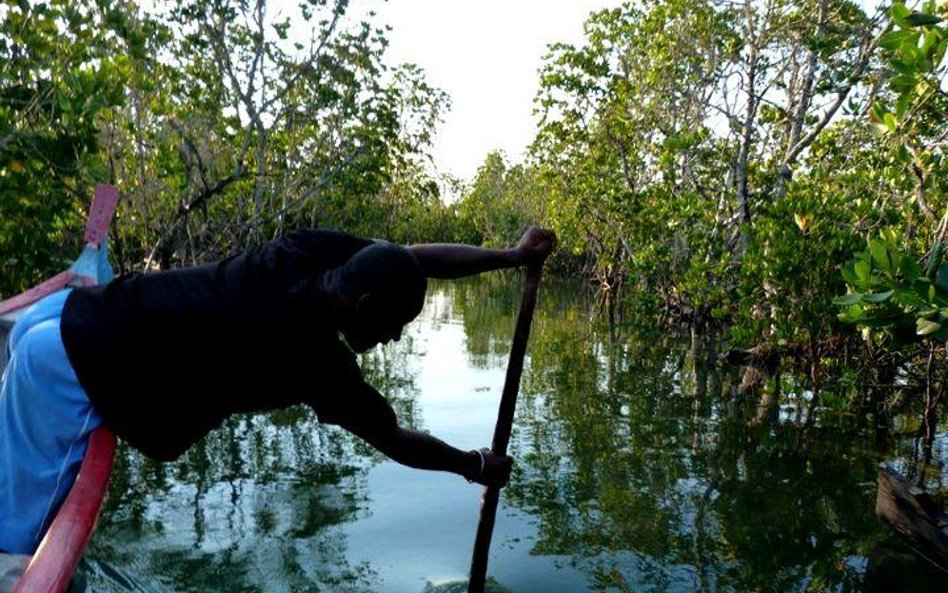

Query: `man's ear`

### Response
(355, 293, 374, 315)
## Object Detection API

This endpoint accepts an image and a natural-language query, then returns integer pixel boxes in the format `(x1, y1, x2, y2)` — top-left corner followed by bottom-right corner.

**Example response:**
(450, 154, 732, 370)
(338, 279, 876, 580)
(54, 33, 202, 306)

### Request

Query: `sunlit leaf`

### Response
(793, 212, 811, 232)
(869, 240, 892, 273)
(869, 101, 888, 123)
(882, 112, 898, 132)
(855, 259, 872, 282)
(879, 29, 918, 50)
(917, 317, 942, 335)
(891, 3, 913, 27)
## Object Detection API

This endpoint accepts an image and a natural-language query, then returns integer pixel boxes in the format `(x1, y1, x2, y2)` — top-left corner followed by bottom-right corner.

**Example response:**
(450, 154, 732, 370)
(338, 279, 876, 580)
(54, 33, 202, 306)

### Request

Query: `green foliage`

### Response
(735, 119, 898, 346)
(836, 233, 948, 344)
(531, 0, 743, 295)
(0, 0, 139, 295)
(4, 0, 946, 388)
(106, 0, 456, 269)
(528, 0, 892, 348)
(874, 1, 946, 125)
(1, 0, 458, 292)
(833, 0, 948, 350)
(455, 152, 544, 248)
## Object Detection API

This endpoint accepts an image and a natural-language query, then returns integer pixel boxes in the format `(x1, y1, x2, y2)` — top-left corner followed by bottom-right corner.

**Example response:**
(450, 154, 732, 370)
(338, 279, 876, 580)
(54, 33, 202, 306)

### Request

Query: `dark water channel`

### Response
(72, 275, 946, 592)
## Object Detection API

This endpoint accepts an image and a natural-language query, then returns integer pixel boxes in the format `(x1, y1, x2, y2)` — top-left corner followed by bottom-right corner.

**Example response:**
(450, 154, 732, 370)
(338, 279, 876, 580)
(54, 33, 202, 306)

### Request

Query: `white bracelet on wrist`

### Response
(467, 448, 486, 483)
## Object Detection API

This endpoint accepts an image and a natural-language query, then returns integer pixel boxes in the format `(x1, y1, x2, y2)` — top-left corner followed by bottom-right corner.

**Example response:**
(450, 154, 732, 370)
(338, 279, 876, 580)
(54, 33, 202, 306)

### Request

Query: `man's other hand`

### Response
(470, 448, 513, 488)
(516, 226, 557, 268)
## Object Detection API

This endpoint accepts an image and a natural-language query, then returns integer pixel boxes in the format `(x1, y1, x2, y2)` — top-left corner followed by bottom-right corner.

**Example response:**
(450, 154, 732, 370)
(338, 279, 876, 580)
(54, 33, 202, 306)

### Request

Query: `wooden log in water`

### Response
(875, 463, 948, 572)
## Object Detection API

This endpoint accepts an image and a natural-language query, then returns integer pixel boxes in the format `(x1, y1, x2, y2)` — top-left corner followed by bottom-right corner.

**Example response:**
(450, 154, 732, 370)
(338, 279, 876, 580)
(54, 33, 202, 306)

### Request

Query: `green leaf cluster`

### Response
(836, 232, 948, 343)
(871, 1, 946, 126)
(0, 0, 138, 294)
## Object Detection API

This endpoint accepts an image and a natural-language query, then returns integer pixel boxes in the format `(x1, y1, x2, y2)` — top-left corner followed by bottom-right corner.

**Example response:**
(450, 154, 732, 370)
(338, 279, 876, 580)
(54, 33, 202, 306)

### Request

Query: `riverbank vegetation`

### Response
(2, 0, 947, 451)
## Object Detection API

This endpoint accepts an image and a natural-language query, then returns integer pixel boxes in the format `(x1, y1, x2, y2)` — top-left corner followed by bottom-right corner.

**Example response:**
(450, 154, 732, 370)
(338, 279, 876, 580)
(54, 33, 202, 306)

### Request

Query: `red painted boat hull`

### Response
(1, 184, 120, 593)
(11, 429, 116, 593)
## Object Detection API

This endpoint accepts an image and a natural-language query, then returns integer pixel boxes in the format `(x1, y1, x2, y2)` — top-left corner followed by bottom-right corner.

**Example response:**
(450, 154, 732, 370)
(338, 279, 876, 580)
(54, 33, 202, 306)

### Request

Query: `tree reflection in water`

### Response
(451, 275, 944, 593)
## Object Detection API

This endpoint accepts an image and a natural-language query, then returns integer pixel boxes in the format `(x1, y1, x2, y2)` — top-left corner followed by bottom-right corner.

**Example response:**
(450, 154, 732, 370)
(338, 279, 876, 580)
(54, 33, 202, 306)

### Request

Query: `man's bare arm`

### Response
(409, 226, 557, 279)
(368, 426, 511, 487)
(408, 244, 521, 279)
(336, 401, 512, 487)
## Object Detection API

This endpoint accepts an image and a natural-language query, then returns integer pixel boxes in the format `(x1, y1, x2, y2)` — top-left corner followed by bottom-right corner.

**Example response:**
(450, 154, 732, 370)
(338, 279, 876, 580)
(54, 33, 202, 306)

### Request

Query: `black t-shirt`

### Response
(61, 229, 392, 461)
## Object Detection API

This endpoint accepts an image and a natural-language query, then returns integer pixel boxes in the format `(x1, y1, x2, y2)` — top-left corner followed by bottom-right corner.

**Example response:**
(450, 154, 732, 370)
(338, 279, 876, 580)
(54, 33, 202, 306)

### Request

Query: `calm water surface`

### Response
(79, 275, 947, 593)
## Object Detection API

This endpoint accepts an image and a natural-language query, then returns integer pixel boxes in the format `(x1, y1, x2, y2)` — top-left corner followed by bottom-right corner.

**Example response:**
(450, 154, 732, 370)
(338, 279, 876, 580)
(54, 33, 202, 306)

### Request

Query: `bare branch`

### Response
(144, 173, 243, 270)
(784, 15, 889, 166)
(168, 120, 210, 191)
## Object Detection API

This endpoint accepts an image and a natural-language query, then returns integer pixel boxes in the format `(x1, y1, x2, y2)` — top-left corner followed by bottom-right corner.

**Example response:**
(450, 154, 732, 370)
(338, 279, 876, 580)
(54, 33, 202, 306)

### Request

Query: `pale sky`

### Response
(368, 1, 891, 185)
(367, 1, 624, 183)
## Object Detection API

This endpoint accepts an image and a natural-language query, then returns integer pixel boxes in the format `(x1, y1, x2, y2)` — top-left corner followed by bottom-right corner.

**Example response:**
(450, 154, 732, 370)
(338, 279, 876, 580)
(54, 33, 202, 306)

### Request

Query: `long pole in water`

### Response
(468, 264, 544, 593)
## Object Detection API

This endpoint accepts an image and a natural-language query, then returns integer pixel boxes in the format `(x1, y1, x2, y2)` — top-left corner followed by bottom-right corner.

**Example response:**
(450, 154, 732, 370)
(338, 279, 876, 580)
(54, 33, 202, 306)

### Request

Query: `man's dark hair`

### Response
(337, 241, 427, 320)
